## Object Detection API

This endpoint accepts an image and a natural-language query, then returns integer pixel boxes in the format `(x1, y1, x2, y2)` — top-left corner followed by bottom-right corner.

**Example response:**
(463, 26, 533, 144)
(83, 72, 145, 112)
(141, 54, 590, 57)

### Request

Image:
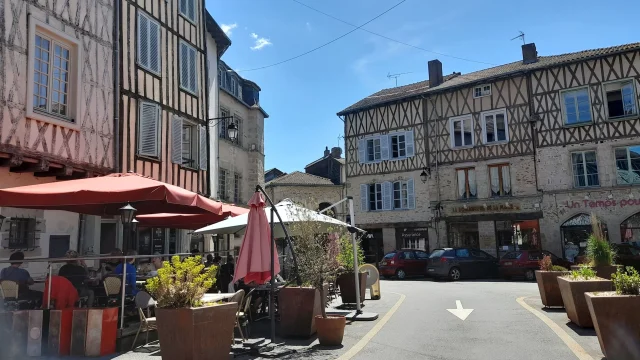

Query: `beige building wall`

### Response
(265, 184, 344, 212)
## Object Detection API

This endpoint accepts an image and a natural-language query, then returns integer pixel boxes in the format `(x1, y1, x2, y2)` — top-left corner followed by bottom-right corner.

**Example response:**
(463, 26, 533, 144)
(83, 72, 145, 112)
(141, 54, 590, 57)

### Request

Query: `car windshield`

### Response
(501, 252, 522, 260)
(383, 252, 396, 259)
(429, 249, 445, 258)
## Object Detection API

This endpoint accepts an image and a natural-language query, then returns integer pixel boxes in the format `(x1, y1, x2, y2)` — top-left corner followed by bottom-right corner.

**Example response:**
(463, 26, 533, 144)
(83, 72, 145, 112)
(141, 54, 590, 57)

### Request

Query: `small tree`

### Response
(146, 255, 216, 308)
(587, 214, 616, 266)
(288, 208, 345, 318)
(337, 234, 365, 273)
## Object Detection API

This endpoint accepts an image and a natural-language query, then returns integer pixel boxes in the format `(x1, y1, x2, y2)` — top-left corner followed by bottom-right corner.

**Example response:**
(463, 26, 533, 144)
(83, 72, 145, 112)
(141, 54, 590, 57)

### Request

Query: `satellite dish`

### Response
(359, 264, 381, 300)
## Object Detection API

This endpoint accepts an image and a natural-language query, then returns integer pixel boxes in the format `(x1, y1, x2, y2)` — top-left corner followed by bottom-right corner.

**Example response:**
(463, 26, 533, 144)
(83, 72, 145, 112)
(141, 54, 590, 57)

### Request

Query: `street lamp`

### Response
(420, 167, 430, 183)
(119, 203, 137, 251)
(207, 115, 239, 200)
(227, 122, 238, 142)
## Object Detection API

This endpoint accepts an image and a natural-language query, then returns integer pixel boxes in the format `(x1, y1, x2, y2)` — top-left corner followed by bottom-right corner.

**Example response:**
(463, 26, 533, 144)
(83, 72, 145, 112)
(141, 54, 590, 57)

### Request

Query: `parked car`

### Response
(426, 248, 498, 281)
(378, 249, 430, 280)
(614, 243, 640, 272)
(499, 250, 572, 281)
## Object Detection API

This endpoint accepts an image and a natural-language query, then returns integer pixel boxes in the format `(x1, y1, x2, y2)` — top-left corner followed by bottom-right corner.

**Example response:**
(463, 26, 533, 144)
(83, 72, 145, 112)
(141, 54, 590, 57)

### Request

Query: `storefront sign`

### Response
(565, 198, 640, 209)
(395, 227, 429, 250)
(451, 203, 520, 213)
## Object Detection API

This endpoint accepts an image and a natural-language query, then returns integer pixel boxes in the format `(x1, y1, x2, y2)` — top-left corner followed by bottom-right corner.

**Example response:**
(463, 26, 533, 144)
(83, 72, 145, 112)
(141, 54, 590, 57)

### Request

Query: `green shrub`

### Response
(337, 234, 365, 273)
(586, 214, 616, 266)
(145, 255, 216, 308)
(551, 265, 568, 271)
(570, 265, 597, 280)
(611, 267, 640, 295)
(539, 255, 553, 271)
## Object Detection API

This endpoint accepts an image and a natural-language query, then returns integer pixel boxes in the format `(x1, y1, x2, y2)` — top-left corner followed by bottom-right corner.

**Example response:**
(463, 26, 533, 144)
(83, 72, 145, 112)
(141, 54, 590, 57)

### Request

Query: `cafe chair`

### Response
(228, 289, 245, 342)
(132, 291, 157, 350)
(237, 289, 254, 339)
(0, 280, 33, 311)
(103, 276, 122, 307)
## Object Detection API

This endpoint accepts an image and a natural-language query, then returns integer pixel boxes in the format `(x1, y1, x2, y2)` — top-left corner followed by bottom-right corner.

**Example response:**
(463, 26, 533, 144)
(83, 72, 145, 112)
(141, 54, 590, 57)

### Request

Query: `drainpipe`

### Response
(202, 1, 211, 197)
(113, 0, 120, 173)
(526, 73, 541, 193)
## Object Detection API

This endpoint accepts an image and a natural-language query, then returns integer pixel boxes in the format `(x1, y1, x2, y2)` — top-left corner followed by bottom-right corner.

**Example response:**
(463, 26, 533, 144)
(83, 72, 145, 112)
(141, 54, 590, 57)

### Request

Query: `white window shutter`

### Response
(189, 47, 197, 92)
(405, 130, 415, 157)
(180, 42, 188, 90)
(382, 181, 393, 210)
(138, 13, 149, 69)
(407, 179, 415, 209)
(360, 184, 369, 211)
(171, 116, 183, 164)
(199, 125, 207, 170)
(358, 139, 366, 163)
(149, 20, 160, 73)
(380, 135, 390, 160)
(138, 102, 159, 157)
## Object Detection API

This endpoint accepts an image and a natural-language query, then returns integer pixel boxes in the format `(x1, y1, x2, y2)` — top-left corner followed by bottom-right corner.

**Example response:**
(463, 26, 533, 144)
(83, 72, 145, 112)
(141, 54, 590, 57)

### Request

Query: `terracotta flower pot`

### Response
(315, 315, 346, 346)
(535, 270, 568, 307)
(337, 272, 367, 304)
(585, 292, 640, 359)
(278, 287, 322, 338)
(557, 277, 612, 327)
(570, 265, 621, 280)
(155, 302, 237, 360)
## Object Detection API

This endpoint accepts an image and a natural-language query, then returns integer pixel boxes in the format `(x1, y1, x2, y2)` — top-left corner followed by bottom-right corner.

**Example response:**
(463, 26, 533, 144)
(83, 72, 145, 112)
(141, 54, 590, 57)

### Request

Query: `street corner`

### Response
(517, 296, 602, 360)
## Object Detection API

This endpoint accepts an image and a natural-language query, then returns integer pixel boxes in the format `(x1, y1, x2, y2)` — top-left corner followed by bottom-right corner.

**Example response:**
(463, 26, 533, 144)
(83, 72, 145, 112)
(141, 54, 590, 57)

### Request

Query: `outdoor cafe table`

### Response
(202, 293, 235, 303)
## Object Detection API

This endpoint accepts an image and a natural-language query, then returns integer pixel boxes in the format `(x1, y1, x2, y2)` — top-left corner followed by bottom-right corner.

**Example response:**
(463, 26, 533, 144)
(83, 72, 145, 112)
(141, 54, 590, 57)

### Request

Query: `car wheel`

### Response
(525, 269, 535, 281)
(396, 268, 406, 280)
(449, 267, 461, 281)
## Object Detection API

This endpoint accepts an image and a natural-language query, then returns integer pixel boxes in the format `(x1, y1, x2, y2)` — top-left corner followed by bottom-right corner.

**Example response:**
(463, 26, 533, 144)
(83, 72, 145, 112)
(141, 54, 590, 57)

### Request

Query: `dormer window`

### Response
(474, 84, 491, 98)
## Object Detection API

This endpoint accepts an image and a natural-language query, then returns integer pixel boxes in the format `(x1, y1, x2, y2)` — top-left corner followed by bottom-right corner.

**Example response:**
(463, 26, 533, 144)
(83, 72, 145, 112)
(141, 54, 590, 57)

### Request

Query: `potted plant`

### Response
(280, 214, 345, 345)
(535, 255, 569, 307)
(570, 214, 619, 279)
(557, 266, 612, 327)
(336, 234, 367, 305)
(585, 267, 640, 359)
(146, 256, 237, 360)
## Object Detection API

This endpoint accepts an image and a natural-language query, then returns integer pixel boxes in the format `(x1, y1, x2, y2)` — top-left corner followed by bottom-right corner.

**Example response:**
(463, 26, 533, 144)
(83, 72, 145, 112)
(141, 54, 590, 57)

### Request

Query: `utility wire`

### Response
(293, 0, 496, 66)
(235, 0, 408, 72)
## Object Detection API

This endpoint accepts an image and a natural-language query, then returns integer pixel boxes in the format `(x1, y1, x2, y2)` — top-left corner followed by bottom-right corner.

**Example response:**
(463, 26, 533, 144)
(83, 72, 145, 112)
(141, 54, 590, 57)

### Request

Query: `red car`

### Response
(499, 250, 572, 281)
(379, 249, 430, 280)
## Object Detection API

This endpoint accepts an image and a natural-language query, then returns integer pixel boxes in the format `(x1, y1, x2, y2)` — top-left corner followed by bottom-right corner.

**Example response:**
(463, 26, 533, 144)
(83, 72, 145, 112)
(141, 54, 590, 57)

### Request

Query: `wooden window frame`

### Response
(481, 109, 509, 144)
(368, 183, 383, 211)
(602, 79, 638, 120)
(615, 145, 640, 185)
(456, 167, 477, 199)
(450, 115, 474, 148)
(366, 137, 381, 162)
(488, 164, 511, 197)
(571, 150, 600, 188)
(560, 87, 593, 126)
(473, 84, 491, 98)
(179, 0, 197, 24)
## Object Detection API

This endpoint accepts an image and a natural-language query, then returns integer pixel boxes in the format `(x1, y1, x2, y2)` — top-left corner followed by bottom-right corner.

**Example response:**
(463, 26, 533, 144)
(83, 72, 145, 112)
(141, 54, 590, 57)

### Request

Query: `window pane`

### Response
(453, 120, 463, 147)
(391, 136, 398, 158)
(367, 140, 374, 161)
(495, 113, 506, 141)
(463, 119, 473, 145)
(572, 153, 586, 187)
(631, 147, 640, 184)
(485, 115, 495, 143)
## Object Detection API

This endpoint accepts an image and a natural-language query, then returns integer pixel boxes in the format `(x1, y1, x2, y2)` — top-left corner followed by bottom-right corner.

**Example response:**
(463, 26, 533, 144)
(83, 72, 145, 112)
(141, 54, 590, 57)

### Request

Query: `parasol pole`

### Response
(348, 198, 362, 314)
(269, 206, 276, 343)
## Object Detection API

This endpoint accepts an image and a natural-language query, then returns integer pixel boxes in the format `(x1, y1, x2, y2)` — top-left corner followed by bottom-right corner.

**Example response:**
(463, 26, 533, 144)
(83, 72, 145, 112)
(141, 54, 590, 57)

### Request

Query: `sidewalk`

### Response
(522, 296, 603, 360)
(105, 290, 401, 360)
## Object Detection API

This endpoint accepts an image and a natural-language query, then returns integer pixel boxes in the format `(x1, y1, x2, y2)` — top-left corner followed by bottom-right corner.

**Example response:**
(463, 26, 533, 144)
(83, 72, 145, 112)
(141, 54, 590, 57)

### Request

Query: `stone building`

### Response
(264, 172, 344, 215)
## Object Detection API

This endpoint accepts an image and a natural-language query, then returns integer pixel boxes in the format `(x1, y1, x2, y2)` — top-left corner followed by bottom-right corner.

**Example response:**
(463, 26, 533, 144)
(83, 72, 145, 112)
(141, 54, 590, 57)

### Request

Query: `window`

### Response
(561, 88, 592, 125)
(218, 66, 226, 89)
(572, 151, 599, 187)
(450, 115, 474, 148)
(33, 34, 71, 118)
(218, 169, 228, 200)
(489, 164, 511, 197)
(393, 180, 409, 209)
(402, 251, 415, 259)
(470, 249, 490, 259)
(366, 138, 381, 162)
(615, 146, 640, 185)
(482, 109, 508, 143)
(137, 12, 160, 74)
(455, 248, 470, 258)
(179, 0, 196, 23)
(138, 102, 160, 157)
(415, 251, 429, 259)
(368, 183, 383, 211)
(456, 168, 477, 199)
(219, 108, 230, 139)
(234, 173, 241, 203)
(181, 123, 198, 168)
(474, 84, 491, 98)
(179, 41, 198, 94)
(8, 218, 37, 249)
(605, 80, 637, 119)
(391, 133, 406, 158)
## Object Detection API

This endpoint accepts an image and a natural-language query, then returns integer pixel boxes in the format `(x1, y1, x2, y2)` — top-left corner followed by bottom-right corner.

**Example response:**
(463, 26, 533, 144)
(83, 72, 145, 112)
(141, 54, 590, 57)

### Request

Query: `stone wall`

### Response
(265, 184, 345, 218)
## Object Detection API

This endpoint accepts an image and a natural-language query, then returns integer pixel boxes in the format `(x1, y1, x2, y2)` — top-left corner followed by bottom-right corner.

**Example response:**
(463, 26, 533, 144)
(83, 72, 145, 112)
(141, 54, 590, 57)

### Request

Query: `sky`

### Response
(205, 0, 640, 174)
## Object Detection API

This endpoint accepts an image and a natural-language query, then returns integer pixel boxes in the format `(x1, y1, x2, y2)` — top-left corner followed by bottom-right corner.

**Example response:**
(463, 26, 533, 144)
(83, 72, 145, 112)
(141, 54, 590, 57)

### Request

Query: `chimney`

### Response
(428, 60, 443, 88)
(331, 147, 342, 159)
(324, 146, 330, 157)
(522, 43, 538, 64)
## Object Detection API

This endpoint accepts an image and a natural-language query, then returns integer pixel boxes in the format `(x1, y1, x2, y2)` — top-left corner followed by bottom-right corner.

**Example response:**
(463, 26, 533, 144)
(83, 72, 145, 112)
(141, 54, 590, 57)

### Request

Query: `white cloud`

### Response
(220, 23, 237, 36)
(250, 33, 272, 51)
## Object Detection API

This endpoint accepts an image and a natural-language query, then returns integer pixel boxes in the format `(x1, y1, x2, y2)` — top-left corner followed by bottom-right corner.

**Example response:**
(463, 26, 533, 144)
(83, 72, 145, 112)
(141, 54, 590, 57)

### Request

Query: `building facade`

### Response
(264, 171, 344, 215)
(214, 60, 267, 205)
(0, 0, 115, 275)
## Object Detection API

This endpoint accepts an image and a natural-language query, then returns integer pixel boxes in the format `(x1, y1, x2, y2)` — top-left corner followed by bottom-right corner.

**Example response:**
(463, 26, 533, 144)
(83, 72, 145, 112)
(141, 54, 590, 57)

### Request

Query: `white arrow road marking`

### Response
(447, 300, 474, 320)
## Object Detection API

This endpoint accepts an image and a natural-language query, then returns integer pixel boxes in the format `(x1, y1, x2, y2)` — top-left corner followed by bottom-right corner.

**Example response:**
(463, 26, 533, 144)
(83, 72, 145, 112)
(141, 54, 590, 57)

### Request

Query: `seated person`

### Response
(58, 250, 95, 307)
(42, 275, 79, 310)
(102, 248, 123, 275)
(114, 250, 138, 295)
(148, 253, 163, 277)
(0, 252, 41, 302)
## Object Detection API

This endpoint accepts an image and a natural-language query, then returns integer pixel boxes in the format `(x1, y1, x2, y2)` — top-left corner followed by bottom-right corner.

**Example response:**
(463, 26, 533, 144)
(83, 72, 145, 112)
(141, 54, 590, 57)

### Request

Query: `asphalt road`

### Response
(350, 279, 582, 360)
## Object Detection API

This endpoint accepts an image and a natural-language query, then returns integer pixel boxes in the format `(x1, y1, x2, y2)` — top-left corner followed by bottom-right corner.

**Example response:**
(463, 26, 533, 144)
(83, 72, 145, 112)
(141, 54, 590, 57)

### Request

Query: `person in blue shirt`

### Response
(0, 252, 36, 298)
(114, 250, 138, 295)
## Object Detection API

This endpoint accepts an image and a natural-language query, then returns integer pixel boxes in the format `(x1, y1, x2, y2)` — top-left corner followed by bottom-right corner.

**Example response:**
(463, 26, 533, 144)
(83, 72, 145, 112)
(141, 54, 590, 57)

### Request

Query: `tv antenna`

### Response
(511, 31, 525, 45)
(387, 71, 414, 87)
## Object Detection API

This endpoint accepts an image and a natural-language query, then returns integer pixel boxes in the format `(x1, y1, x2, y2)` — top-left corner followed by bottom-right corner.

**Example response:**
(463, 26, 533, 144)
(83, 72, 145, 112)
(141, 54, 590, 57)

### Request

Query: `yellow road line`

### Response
(337, 292, 406, 360)
(516, 296, 594, 360)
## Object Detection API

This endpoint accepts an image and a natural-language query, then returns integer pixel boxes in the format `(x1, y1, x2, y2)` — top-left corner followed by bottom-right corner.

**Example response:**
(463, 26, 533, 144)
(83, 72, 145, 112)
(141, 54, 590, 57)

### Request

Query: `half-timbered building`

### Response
(0, 0, 115, 275)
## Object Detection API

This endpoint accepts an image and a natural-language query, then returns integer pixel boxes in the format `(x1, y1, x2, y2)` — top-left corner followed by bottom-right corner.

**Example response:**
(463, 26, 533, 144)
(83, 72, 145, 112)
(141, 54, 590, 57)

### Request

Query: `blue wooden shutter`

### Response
(138, 102, 159, 157)
(180, 42, 189, 90)
(407, 179, 415, 209)
(358, 139, 366, 163)
(149, 20, 160, 73)
(199, 125, 207, 170)
(138, 13, 149, 69)
(360, 184, 368, 211)
(405, 130, 415, 157)
(380, 135, 390, 160)
(382, 181, 393, 210)
(171, 116, 182, 164)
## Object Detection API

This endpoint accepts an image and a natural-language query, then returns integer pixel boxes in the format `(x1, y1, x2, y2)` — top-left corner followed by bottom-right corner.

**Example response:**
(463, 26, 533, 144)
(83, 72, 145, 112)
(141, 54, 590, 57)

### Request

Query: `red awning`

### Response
(0, 173, 222, 216)
(135, 204, 249, 230)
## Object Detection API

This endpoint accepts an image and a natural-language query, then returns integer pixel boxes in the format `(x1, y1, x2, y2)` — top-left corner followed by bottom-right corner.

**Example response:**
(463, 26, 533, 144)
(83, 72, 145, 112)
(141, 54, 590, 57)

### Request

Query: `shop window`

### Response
(561, 214, 607, 262)
(448, 222, 479, 248)
(620, 213, 640, 244)
(489, 164, 511, 197)
(571, 151, 599, 188)
(605, 80, 637, 119)
(456, 168, 477, 199)
(496, 220, 540, 258)
(615, 145, 640, 185)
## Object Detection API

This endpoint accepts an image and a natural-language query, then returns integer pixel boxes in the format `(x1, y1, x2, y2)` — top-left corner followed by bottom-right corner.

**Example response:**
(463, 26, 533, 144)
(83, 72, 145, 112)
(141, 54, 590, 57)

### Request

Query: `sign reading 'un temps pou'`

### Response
(565, 198, 640, 209)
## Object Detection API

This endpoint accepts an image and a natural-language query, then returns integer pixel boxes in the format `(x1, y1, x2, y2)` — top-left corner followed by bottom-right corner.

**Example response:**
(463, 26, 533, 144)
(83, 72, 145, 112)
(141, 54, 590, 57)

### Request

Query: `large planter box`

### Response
(279, 287, 322, 338)
(557, 277, 612, 327)
(570, 265, 621, 280)
(535, 270, 568, 307)
(156, 302, 237, 360)
(337, 272, 367, 304)
(585, 292, 640, 359)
